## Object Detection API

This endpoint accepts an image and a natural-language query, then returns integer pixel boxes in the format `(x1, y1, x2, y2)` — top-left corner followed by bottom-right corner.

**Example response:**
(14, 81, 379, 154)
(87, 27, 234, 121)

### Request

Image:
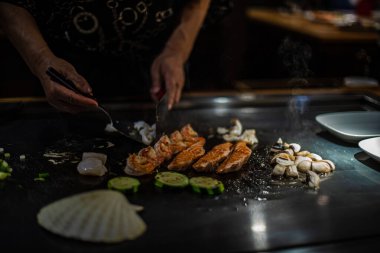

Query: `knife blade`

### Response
(155, 92, 169, 139)
(46, 67, 145, 144)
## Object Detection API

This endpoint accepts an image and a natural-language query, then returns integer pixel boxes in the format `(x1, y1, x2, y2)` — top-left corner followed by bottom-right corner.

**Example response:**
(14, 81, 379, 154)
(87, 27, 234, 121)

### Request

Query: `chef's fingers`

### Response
(47, 81, 98, 113)
(60, 64, 93, 96)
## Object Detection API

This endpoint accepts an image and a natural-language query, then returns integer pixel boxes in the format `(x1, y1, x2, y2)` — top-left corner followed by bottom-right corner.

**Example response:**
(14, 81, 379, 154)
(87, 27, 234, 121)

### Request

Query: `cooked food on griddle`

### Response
(217, 118, 258, 146)
(168, 137, 206, 171)
(77, 152, 107, 176)
(125, 124, 202, 176)
(154, 135, 173, 161)
(125, 146, 161, 176)
(193, 142, 233, 172)
(37, 190, 146, 243)
(269, 139, 336, 189)
(133, 121, 156, 145)
(216, 141, 252, 174)
(169, 130, 188, 154)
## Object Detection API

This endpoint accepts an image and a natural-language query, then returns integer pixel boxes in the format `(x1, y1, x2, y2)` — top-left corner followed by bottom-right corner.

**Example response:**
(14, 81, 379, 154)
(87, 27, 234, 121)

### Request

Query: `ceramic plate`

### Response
(358, 137, 380, 162)
(315, 111, 380, 143)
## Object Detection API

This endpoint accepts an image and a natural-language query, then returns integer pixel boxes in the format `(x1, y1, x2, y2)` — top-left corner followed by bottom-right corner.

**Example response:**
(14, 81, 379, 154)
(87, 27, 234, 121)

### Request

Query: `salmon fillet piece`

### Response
(180, 124, 199, 145)
(168, 137, 206, 171)
(193, 142, 233, 172)
(169, 130, 188, 154)
(216, 141, 252, 174)
(125, 146, 161, 176)
(154, 135, 173, 161)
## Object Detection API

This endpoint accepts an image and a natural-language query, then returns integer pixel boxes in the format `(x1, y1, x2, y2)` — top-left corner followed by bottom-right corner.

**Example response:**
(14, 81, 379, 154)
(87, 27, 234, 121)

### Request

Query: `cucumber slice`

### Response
(154, 171, 189, 188)
(107, 177, 140, 193)
(189, 176, 224, 195)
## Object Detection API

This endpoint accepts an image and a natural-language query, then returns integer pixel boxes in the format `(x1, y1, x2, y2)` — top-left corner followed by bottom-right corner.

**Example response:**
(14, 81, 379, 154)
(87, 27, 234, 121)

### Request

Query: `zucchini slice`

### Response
(107, 177, 140, 193)
(154, 171, 189, 188)
(189, 176, 224, 195)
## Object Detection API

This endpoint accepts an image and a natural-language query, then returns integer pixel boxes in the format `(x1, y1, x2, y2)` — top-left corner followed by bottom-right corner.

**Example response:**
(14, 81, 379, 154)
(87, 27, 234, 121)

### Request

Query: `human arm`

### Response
(0, 2, 97, 113)
(150, 0, 211, 110)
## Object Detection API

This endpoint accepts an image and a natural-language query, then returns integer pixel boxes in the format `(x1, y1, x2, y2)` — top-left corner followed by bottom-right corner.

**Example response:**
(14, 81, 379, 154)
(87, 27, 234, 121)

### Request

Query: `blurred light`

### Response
(251, 223, 267, 233)
(213, 97, 230, 104)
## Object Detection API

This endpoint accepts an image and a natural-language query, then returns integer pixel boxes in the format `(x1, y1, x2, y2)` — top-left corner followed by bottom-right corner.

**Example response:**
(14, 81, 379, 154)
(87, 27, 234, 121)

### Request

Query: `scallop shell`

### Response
(37, 190, 146, 243)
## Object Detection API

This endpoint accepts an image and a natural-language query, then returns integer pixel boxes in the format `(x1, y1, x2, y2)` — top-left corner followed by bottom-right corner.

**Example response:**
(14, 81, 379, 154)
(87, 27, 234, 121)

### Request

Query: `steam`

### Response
(278, 36, 313, 131)
(278, 36, 313, 86)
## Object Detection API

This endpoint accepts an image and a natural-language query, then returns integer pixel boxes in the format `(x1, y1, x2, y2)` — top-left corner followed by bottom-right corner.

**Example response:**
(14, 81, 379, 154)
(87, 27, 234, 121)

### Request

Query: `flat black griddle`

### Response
(1, 92, 380, 252)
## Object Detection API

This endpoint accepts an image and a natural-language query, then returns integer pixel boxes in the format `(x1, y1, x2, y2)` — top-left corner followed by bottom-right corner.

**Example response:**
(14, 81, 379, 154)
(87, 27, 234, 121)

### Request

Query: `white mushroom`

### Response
(307, 170, 320, 189)
(285, 165, 299, 178)
(272, 164, 286, 177)
(289, 143, 301, 153)
(294, 155, 312, 166)
(297, 160, 312, 173)
(308, 153, 323, 161)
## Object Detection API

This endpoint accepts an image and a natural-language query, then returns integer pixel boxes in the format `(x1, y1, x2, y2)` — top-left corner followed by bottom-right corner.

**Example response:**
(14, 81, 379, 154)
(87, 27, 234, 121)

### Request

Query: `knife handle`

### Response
(46, 67, 96, 100)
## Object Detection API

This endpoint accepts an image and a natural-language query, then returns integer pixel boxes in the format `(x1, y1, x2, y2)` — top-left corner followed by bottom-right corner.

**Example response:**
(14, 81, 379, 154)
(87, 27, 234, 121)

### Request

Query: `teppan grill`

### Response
(1, 90, 380, 252)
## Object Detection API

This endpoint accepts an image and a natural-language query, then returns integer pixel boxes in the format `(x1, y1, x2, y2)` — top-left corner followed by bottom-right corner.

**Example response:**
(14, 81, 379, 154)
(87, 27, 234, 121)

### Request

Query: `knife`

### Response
(46, 67, 145, 144)
(155, 92, 169, 139)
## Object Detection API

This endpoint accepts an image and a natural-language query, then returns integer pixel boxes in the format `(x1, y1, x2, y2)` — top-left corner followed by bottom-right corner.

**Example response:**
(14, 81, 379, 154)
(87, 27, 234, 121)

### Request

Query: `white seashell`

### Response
(37, 190, 146, 243)
(294, 155, 312, 165)
(308, 153, 323, 161)
(77, 158, 107, 176)
(82, 152, 107, 165)
(311, 161, 331, 174)
(307, 171, 320, 189)
(289, 143, 301, 153)
(297, 160, 312, 173)
(272, 164, 286, 176)
(285, 165, 299, 178)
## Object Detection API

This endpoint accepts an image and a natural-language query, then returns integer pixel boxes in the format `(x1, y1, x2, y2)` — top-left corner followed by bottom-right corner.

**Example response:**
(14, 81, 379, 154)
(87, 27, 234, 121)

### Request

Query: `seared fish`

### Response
(216, 141, 252, 174)
(180, 124, 199, 145)
(169, 131, 188, 154)
(154, 135, 173, 161)
(193, 142, 233, 172)
(168, 137, 206, 171)
(125, 146, 161, 176)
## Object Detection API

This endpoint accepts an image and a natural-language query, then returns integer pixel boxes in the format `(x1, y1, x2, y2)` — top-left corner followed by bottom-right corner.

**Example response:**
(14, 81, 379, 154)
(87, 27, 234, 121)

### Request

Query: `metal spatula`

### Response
(155, 92, 169, 139)
(46, 67, 144, 144)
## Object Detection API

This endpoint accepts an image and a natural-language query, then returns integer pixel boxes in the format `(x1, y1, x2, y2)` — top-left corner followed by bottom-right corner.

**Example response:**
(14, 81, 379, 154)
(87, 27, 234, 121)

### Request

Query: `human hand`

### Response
(150, 49, 185, 110)
(34, 51, 98, 113)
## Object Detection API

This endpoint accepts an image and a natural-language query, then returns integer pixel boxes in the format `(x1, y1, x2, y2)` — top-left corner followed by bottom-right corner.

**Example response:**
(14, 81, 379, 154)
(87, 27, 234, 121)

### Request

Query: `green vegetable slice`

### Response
(154, 171, 189, 188)
(108, 177, 140, 193)
(189, 176, 224, 195)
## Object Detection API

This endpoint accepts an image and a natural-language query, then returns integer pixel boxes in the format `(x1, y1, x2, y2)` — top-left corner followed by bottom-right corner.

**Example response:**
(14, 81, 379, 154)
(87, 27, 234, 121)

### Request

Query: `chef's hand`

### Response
(35, 51, 98, 113)
(150, 48, 185, 110)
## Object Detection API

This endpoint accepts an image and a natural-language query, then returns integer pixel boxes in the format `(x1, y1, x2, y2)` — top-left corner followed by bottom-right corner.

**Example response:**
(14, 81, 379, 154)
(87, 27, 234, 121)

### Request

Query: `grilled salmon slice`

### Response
(168, 137, 206, 171)
(154, 135, 173, 161)
(216, 141, 252, 174)
(193, 142, 233, 172)
(125, 146, 162, 176)
(180, 124, 199, 145)
(169, 130, 188, 154)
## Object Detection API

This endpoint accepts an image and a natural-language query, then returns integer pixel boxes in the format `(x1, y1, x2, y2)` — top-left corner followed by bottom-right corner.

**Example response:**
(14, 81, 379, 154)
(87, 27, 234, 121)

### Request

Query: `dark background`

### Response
(1, 0, 379, 97)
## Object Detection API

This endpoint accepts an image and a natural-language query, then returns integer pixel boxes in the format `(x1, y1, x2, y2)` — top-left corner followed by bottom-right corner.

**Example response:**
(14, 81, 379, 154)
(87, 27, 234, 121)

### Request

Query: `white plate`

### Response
(358, 137, 380, 162)
(315, 111, 380, 143)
